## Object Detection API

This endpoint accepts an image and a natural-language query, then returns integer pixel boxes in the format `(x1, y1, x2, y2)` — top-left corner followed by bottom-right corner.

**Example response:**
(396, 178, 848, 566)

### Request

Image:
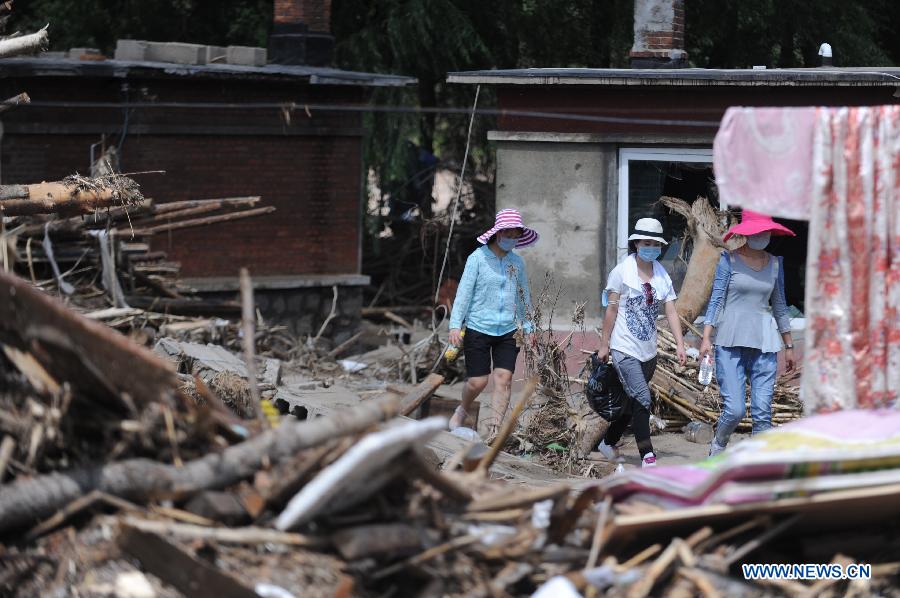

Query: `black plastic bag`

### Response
(585, 352, 627, 422)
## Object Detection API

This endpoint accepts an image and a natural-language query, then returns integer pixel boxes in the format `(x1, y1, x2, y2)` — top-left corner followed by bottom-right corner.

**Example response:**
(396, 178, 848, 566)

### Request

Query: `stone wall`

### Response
(255, 285, 363, 345)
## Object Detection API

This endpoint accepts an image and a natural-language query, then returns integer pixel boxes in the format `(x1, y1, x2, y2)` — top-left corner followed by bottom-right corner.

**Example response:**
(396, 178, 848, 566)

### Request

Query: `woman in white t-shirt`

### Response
(596, 218, 686, 468)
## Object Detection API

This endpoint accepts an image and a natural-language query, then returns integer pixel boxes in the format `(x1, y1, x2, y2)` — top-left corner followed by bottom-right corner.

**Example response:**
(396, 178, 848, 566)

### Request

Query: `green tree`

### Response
(685, 0, 891, 68)
(10, 0, 272, 54)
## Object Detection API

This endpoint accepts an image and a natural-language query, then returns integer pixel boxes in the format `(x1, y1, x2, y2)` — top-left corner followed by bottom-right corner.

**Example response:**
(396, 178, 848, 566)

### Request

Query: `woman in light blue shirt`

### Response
(700, 211, 797, 456)
(448, 209, 537, 432)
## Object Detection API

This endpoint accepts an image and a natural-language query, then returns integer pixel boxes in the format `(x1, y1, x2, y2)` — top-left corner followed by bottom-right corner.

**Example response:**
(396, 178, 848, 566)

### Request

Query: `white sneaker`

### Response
(448, 405, 468, 430)
(641, 452, 658, 468)
(596, 440, 620, 461)
(709, 441, 725, 457)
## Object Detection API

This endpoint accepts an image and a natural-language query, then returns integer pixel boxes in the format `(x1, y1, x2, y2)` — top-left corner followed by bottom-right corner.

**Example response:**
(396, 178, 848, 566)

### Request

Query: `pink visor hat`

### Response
(723, 210, 796, 242)
(477, 208, 539, 248)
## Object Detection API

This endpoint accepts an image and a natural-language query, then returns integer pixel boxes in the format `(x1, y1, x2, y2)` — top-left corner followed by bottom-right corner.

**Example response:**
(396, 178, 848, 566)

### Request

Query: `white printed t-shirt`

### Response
(604, 254, 677, 363)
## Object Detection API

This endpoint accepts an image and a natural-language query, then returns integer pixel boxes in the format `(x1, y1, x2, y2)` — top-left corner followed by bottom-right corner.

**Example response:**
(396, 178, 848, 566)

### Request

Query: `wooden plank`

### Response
(399, 373, 445, 416)
(118, 524, 259, 598)
(0, 270, 177, 406)
(607, 482, 900, 548)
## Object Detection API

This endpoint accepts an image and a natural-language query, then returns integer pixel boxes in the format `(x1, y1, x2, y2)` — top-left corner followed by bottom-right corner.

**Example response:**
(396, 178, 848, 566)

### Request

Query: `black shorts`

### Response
(463, 328, 520, 378)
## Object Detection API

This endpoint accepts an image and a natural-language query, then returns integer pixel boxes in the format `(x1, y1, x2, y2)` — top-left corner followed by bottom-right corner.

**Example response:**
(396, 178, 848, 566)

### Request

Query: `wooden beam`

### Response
(0, 270, 177, 407)
(118, 524, 259, 598)
(399, 373, 445, 417)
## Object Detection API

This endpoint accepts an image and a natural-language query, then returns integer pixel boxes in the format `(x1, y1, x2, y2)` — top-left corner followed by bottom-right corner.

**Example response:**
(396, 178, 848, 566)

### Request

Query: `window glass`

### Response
(627, 160, 718, 290)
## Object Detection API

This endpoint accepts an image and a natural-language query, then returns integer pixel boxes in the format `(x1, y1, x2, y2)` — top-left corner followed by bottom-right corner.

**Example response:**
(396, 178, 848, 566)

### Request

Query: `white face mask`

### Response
(746, 231, 771, 250)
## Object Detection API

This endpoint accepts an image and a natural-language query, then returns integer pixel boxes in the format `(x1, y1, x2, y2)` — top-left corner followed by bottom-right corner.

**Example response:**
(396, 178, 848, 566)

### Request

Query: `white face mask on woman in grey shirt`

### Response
(746, 231, 771, 250)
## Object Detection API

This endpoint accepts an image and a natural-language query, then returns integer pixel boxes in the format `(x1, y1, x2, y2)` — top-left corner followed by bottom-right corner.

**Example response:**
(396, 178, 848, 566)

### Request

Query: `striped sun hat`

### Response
(476, 208, 539, 248)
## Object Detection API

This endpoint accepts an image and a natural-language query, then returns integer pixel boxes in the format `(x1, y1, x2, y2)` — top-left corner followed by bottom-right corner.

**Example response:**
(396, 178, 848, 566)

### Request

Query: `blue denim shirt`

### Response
(449, 245, 534, 335)
(704, 251, 791, 344)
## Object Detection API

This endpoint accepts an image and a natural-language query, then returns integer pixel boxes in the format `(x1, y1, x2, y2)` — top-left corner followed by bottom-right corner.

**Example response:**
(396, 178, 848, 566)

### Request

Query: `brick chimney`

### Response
(269, 0, 334, 66)
(629, 0, 687, 68)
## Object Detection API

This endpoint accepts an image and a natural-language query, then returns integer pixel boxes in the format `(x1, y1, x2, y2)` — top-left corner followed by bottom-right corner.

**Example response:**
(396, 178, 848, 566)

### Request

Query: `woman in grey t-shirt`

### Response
(700, 211, 798, 456)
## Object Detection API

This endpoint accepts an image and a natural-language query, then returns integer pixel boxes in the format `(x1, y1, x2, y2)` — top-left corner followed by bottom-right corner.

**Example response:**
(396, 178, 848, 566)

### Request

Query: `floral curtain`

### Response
(804, 106, 899, 412)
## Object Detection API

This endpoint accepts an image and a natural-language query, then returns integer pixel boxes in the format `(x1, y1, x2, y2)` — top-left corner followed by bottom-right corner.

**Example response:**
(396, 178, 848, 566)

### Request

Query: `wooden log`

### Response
(0, 396, 400, 534)
(0, 179, 139, 216)
(151, 196, 260, 215)
(659, 196, 736, 324)
(122, 206, 275, 236)
(0, 26, 49, 59)
(118, 524, 259, 598)
(239, 268, 267, 429)
(0, 92, 30, 115)
(399, 373, 445, 417)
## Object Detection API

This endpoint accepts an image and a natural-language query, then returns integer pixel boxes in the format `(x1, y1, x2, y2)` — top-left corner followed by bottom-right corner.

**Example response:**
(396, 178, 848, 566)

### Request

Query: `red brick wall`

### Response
(496, 85, 899, 137)
(274, 0, 331, 32)
(0, 76, 365, 279)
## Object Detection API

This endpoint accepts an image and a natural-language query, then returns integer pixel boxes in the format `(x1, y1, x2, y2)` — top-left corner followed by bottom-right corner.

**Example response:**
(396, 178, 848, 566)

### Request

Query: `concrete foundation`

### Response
(255, 285, 363, 344)
(192, 276, 367, 346)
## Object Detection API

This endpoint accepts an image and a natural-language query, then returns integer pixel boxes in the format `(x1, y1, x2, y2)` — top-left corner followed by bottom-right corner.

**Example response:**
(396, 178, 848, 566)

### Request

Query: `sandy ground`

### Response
(603, 429, 750, 469)
(441, 380, 739, 475)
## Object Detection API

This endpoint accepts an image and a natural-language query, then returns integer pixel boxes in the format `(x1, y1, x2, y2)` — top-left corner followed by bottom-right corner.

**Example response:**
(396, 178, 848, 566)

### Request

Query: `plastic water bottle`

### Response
(698, 354, 714, 386)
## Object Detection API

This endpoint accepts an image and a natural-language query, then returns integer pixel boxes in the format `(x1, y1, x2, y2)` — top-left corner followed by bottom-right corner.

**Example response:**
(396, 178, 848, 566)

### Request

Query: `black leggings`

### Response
(602, 352, 657, 458)
(603, 401, 653, 458)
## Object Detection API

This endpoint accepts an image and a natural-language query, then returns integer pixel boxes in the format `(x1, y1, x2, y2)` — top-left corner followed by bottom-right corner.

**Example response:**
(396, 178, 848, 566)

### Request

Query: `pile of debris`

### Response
(652, 327, 804, 434)
(2, 312, 899, 598)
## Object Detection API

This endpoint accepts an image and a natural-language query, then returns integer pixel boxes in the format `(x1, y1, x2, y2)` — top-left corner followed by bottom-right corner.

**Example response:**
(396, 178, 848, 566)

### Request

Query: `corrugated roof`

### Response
(447, 67, 900, 87)
(0, 57, 415, 87)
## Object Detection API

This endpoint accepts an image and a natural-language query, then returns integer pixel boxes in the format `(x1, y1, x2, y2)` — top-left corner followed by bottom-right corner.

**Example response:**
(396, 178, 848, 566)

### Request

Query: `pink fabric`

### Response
(803, 106, 900, 412)
(713, 107, 817, 220)
(477, 208, 539, 247)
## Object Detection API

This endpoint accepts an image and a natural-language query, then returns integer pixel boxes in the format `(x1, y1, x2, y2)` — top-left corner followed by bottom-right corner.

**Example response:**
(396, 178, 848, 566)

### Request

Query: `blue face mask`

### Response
(497, 237, 518, 252)
(637, 246, 662, 262)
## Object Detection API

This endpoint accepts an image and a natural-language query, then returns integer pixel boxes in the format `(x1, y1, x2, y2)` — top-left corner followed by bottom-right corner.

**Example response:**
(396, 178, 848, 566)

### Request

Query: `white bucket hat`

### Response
(628, 218, 668, 245)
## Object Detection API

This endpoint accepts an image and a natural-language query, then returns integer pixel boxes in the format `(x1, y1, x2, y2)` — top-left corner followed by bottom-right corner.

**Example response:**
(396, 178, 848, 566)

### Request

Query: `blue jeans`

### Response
(713, 346, 777, 448)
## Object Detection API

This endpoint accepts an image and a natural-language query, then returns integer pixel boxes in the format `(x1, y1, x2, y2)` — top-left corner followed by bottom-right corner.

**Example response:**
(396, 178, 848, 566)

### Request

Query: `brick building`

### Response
(0, 0, 413, 341)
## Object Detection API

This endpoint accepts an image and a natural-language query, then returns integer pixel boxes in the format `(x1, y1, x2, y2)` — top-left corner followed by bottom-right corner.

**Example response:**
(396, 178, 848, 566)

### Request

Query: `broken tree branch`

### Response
(239, 268, 267, 429)
(0, 396, 400, 534)
(476, 377, 538, 475)
(122, 206, 275, 236)
(0, 25, 49, 59)
(121, 516, 326, 548)
(0, 92, 29, 114)
(0, 176, 142, 216)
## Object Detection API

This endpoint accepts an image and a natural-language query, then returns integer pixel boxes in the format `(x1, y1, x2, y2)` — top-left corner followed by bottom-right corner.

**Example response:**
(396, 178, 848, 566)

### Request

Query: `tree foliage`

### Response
(10, 0, 272, 53)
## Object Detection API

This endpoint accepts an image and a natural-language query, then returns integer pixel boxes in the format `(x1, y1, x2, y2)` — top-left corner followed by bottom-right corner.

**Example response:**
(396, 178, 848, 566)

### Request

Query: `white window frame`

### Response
(617, 147, 714, 261)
